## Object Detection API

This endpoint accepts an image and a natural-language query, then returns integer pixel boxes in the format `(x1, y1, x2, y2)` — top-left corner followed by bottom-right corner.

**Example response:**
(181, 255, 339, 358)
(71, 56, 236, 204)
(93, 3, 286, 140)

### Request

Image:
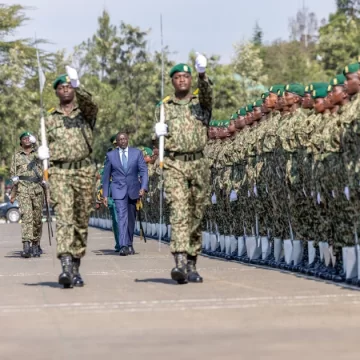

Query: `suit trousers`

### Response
(114, 195, 137, 247)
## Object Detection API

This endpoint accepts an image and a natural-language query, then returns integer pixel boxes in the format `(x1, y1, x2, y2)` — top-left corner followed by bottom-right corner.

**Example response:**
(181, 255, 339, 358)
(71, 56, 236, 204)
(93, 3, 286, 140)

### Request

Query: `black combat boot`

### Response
(171, 253, 188, 284)
(72, 258, 84, 287)
(187, 255, 203, 283)
(21, 241, 31, 258)
(31, 242, 40, 258)
(58, 255, 73, 289)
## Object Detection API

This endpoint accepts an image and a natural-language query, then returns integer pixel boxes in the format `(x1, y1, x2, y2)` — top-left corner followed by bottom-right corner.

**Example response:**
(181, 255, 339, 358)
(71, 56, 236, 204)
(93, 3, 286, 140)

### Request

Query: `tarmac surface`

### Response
(1, 223, 360, 360)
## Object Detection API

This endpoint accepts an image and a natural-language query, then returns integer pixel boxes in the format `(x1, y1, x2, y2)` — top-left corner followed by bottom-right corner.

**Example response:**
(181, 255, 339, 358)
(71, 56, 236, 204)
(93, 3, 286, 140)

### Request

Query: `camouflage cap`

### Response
(343, 63, 360, 75)
(19, 131, 32, 140)
(253, 99, 263, 107)
(269, 84, 284, 94)
(330, 74, 346, 86)
(285, 83, 305, 97)
(53, 74, 71, 89)
(169, 63, 192, 78)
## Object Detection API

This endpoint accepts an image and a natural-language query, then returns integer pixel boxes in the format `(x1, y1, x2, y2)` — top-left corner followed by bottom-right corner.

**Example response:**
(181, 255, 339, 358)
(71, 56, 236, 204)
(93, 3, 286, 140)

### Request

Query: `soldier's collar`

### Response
(171, 93, 197, 105)
(19, 147, 36, 155)
(54, 103, 79, 114)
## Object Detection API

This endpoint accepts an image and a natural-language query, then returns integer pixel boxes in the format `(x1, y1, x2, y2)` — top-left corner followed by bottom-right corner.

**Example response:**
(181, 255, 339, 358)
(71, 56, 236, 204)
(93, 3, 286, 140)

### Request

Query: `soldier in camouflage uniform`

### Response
(10, 132, 44, 258)
(154, 54, 212, 284)
(37, 66, 97, 288)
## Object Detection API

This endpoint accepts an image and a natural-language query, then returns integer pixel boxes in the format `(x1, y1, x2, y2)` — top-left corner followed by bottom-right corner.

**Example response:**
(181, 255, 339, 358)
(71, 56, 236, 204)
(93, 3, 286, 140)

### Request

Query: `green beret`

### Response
(330, 74, 346, 86)
(269, 84, 284, 94)
(230, 113, 238, 120)
(285, 83, 305, 97)
(141, 147, 153, 156)
(237, 107, 247, 116)
(110, 134, 117, 144)
(277, 89, 284, 96)
(169, 63, 192, 78)
(311, 85, 329, 99)
(253, 99, 263, 107)
(309, 82, 329, 91)
(343, 63, 360, 75)
(246, 104, 253, 112)
(222, 120, 230, 127)
(98, 168, 104, 176)
(53, 74, 70, 89)
(19, 131, 31, 140)
(261, 92, 270, 99)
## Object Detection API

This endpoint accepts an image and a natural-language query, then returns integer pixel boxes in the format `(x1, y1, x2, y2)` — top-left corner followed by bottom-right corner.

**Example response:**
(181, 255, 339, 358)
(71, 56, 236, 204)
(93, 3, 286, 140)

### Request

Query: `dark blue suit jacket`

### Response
(102, 147, 148, 200)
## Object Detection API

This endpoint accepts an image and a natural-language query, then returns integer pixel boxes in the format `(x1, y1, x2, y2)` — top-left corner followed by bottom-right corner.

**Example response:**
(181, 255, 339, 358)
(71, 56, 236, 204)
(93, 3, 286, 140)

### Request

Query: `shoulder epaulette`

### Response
(193, 88, 199, 96)
(156, 95, 171, 107)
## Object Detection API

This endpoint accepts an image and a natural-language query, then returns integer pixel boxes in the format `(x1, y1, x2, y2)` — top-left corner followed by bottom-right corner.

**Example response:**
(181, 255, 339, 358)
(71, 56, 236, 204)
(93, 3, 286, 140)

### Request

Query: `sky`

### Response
(6, 0, 336, 63)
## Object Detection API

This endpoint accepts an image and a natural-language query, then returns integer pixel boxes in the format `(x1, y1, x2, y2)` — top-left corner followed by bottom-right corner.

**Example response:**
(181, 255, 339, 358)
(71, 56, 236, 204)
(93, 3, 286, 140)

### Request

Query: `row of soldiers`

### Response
(200, 60, 360, 277)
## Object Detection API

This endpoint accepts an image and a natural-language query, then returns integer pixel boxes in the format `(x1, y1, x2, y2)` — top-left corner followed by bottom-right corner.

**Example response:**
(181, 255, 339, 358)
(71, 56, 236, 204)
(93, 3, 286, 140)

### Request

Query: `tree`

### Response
(317, 11, 360, 75)
(336, 0, 360, 16)
(252, 22, 263, 47)
(231, 41, 268, 104)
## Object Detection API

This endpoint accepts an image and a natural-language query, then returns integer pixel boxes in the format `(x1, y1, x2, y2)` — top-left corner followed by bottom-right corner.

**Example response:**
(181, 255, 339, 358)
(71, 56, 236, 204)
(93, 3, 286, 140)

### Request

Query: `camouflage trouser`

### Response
(323, 153, 356, 250)
(50, 164, 96, 259)
(17, 187, 44, 244)
(164, 157, 211, 256)
(266, 151, 291, 239)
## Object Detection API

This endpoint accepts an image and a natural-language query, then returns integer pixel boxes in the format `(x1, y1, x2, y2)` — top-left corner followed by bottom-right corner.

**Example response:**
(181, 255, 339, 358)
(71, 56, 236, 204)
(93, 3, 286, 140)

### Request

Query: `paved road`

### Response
(0, 223, 359, 360)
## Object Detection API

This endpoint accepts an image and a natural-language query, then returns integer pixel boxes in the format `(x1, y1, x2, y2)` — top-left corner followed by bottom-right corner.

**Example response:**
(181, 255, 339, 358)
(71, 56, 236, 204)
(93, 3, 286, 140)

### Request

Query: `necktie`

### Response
(122, 150, 128, 171)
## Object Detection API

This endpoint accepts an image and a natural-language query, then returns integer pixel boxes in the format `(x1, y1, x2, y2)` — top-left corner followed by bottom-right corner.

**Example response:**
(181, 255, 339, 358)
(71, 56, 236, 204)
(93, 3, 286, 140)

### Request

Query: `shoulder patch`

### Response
(192, 88, 199, 96)
(47, 107, 55, 114)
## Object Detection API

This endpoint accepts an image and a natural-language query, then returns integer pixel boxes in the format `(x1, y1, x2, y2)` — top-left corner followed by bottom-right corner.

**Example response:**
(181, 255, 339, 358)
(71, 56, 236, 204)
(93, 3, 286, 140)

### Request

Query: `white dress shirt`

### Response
(119, 147, 128, 166)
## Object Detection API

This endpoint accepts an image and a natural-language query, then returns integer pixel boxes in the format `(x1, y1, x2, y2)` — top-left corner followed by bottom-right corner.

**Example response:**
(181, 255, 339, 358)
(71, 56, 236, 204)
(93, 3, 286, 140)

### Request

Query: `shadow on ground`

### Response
(23, 282, 63, 289)
(134, 278, 180, 285)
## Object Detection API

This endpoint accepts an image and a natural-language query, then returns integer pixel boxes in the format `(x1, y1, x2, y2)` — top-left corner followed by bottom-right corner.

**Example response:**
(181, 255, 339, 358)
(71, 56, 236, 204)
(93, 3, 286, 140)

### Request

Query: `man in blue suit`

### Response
(102, 132, 148, 256)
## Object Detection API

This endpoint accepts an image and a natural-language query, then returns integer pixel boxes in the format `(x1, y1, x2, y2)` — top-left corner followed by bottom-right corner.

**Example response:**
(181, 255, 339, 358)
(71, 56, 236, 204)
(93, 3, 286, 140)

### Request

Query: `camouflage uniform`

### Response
(155, 76, 212, 256)
(46, 87, 97, 259)
(10, 148, 44, 244)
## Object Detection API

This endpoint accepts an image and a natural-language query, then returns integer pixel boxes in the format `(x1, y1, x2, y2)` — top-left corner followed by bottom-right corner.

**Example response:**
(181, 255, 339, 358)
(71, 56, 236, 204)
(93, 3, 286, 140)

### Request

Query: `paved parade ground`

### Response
(1, 223, 360, 360)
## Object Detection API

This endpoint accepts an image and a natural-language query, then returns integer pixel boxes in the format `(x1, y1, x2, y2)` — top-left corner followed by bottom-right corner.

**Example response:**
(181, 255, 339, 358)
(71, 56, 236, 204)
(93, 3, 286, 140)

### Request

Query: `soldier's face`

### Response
(266, 93, 278, 108)
(276, 95, 285, 109)
(235, 117, 246, 129)
(172, 72, 192, 92)
(245, 113, 253, 125)
(208, 126, 216, 138)
(324, 94, 334, 110)
(302, 93, 314, 109)
(116, 133, 129, 149)
(314, 98, 326, 113)
(56, 83, 75, 103)
(20, 136, 31, 148)
(144, 155, 151, 163)
(331, 86, 346, 105)
(345, 73, 360, 95)
(228, 120, 236, 134)
(261, 103, 270, 113)
(253, 107, 262, 121)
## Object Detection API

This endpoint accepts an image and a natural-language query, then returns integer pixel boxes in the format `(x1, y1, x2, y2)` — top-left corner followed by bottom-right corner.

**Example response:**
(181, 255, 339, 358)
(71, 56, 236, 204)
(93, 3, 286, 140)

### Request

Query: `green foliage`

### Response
(317, 11, 360, 75)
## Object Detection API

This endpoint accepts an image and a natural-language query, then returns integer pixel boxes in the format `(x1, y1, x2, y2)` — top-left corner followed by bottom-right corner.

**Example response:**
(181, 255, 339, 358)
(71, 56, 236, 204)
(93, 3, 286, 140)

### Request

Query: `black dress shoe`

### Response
(114, 248, 120, 253)
(119, 246, 129, 256)
(128, 245, 135, 255)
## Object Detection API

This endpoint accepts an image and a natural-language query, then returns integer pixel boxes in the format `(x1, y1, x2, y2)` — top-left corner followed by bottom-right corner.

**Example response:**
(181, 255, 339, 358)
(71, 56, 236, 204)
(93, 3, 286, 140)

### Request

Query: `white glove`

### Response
(155, 122, 168, 137)
(229, 190, 238, 202)
(11, 176, 19, 184)
(38, 145, 50, 160)
(29, 135, 36, 144)
(65, 65, 80, 88)
(195, 52, 207, 73)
